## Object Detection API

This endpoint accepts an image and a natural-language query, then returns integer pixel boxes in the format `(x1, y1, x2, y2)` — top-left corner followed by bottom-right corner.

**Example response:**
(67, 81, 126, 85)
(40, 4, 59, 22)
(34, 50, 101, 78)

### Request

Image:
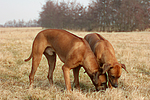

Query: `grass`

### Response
(0, 27, 150, 100)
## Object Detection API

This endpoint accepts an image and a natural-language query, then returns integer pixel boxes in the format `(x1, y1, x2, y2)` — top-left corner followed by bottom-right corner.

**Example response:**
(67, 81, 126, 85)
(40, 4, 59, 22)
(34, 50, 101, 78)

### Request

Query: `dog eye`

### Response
(102, 82, 106, 85)
(117, 76, 120, 78)
(111, 76, 115, 79)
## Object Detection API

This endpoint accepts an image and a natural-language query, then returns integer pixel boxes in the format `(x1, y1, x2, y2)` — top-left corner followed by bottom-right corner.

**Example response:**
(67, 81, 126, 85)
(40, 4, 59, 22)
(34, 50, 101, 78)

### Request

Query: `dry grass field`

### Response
(0, 27, 150, 100)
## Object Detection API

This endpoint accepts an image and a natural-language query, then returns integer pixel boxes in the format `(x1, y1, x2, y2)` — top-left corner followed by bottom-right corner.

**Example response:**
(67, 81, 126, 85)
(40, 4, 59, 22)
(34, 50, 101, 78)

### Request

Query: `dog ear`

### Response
(121, 64, 128, 73)
(102, 64, 111, 74)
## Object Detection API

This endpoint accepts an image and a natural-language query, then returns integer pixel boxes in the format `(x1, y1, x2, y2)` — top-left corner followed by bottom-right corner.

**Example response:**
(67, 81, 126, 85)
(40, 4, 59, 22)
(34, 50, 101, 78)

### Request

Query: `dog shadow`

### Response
(33, 77, 96, 92)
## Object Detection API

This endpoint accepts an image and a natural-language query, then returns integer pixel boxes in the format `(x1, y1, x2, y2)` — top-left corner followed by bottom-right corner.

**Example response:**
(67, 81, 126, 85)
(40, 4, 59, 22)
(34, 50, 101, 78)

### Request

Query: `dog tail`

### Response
(24, 53, 32, 62)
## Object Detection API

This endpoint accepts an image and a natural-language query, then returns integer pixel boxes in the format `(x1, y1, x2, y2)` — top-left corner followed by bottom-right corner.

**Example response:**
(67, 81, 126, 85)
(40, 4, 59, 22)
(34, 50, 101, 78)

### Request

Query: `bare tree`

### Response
(38, 0, 149, 31)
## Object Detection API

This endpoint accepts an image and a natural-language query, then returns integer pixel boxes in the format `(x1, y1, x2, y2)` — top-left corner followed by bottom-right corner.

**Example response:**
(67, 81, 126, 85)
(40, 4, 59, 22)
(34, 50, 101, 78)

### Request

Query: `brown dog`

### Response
(84, 33, 128, 88)
(25, 29, 107, 91)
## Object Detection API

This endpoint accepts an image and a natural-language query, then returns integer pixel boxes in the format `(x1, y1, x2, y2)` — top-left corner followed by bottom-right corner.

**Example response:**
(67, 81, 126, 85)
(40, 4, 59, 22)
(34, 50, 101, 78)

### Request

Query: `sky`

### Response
(0, 0, 90, 25)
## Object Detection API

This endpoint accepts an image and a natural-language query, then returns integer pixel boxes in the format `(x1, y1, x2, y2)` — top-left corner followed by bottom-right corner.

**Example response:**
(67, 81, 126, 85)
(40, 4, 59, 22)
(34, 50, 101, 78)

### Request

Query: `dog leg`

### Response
(44, 52, 56, 86)
(29, 54, 42, 89)
(73, 66, 81, 90)
(62, 65, 71, 91)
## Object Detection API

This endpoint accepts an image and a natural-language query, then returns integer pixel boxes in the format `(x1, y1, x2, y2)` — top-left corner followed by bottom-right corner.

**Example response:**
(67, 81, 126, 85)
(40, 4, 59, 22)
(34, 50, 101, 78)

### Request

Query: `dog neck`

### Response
(82, 39, 100, 78)
(83, 54, 99, 76)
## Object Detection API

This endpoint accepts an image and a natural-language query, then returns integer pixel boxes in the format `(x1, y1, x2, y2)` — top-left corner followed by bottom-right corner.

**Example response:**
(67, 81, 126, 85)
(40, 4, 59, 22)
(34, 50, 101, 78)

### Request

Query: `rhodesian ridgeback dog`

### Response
(25, 29, 107, 91)
(84, 33, 128, 88)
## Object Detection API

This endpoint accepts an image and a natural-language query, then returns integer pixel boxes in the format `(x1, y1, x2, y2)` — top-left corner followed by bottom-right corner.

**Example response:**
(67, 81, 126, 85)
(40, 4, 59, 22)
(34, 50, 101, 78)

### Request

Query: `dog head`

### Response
(102, 63, 128, 88)
(91, 71, 108, 91)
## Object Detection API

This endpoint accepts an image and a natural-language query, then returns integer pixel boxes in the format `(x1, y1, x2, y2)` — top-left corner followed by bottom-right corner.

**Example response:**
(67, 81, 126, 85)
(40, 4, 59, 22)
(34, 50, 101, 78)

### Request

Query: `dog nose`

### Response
(114, 84, 118, 88)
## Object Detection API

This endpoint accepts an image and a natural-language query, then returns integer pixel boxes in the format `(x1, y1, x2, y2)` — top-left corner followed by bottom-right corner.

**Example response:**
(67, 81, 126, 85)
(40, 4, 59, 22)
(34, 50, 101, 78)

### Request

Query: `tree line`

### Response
(38, 0, 150, 32)
(1, 0, 149, 32)
(1, 19, 39, 27)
